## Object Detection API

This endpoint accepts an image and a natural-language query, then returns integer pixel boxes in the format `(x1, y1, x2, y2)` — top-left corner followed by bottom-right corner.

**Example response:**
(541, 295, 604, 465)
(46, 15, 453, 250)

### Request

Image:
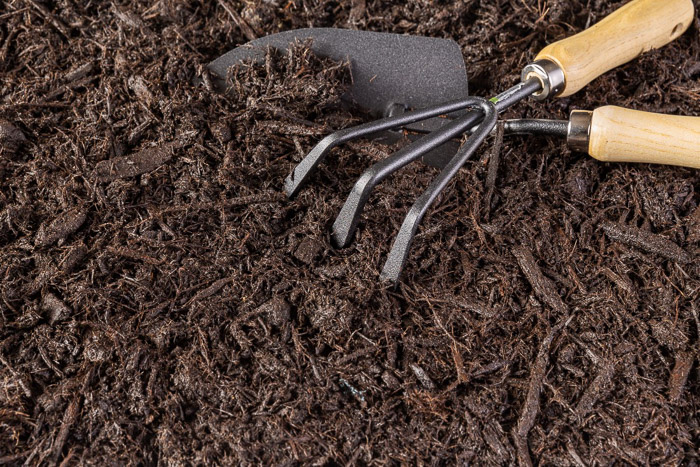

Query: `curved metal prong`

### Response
(331, 101, 486, 248)
(284, 99, 484, 198)
(380, 98, 498, 283)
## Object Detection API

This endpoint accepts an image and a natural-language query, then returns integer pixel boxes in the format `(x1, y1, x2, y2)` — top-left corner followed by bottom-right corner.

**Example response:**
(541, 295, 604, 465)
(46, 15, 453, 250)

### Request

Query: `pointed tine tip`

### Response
(330, 173, 374, 249)
(381, 200, 425, 283)
(379, 267, 401, 287)
(284, 134, 339, 198)
(330, 221, 353, 249)
(381, 230, 412, 284)
(284, 155, 315, 198)
(380, 240, 408, 285)
(283, 173, 299, 198)
(330, 187, 358, 248)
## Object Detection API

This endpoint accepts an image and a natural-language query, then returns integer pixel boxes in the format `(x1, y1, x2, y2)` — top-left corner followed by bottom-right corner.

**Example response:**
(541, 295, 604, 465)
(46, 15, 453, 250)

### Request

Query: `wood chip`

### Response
(50, 396, 80, 462)
(254, 120, 328, 136)
(650, 320, 689, 350)
(189, 277, 233, 304)
(35, 207, 87, 247)
(127, 75, 154, 105)
(64, 61, 94, 82)
(95, 143, 176, 182)
(255, 297, 291, 328)
(687, 205, 700, 243)
(668, 352, 694, 403)
(0, 120, 27, 153)
(294, 237, 321, 264)
(114, 8, 146, 29)
(348, 0, 366, 24)
(59, 242, 87, 272)
(50, 369, 92, 463)
(41, 292, 71, 324)
(410, 363, 435, 390)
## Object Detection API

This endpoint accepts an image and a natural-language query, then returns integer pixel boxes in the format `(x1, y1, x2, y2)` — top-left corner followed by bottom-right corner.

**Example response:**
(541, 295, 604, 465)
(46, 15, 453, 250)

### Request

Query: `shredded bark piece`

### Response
(513, 315, 571, 467)
(668, 352, 694, 403)
(576, 360, 616, 417)
(601, 222, 691, 264)
(513, 245, 567, 314)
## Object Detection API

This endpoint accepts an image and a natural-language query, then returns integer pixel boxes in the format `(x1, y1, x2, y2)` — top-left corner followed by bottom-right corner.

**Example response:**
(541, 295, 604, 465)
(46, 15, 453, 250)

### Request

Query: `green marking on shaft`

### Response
(489, 97, 499, 104)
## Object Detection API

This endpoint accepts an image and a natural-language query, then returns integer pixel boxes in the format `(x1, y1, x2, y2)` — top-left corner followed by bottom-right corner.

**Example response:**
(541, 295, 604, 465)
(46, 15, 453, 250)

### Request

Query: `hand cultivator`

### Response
(210, 0, 700, 283)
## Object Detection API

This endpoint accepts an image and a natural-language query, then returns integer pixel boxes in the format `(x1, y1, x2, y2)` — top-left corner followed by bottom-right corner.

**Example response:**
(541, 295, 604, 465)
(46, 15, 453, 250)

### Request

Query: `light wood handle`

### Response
(536, 0, 695, 97)
(588, 106, 700, 169)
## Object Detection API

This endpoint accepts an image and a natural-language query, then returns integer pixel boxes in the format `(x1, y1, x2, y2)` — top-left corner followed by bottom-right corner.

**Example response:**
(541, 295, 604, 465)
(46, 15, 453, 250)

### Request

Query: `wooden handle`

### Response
(587, 106, 700, 169)
(536, 0, 695, 97)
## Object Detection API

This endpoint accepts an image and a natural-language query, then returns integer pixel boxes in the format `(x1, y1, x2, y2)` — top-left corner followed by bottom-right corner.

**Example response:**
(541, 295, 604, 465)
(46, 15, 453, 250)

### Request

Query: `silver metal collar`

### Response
(521, 59, 566, 101)
(567, 110, 593, 153)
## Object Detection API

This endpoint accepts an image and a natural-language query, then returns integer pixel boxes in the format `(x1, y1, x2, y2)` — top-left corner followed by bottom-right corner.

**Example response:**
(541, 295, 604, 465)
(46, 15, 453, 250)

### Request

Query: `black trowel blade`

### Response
(208, 28, 469, 116)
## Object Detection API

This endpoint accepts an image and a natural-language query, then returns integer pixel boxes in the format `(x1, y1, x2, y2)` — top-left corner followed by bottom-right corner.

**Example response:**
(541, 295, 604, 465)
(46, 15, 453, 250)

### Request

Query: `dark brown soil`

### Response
(1, 1, 699, 464)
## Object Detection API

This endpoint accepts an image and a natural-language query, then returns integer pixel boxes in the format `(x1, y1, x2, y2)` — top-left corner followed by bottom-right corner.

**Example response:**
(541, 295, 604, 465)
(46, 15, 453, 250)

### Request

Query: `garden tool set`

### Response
(209, 0, 700, 283)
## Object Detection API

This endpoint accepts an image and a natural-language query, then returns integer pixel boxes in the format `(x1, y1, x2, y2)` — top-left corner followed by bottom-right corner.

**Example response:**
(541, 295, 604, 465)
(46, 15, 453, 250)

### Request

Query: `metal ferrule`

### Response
(521, 59, 566, 101)
(567, 110, 593, 153)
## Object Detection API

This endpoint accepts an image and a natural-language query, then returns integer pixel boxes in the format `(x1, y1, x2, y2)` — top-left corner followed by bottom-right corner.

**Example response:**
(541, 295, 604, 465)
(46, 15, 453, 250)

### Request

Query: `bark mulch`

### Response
(0, 0, 698, 464)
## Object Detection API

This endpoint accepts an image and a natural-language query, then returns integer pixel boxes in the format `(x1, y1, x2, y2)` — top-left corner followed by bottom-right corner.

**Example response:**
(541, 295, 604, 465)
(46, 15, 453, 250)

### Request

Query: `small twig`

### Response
(0, 6, 29, 20)
(185, 277, 234, 307)
(575, 359, 615, 417)
(216, 0, 258, 41)
(173, 28, 204, 57)
(55, 367, 92, 461)
(0, 29, 17, 64)
(513, 314, 573, 466)
(0, 449, 34, 465)
(1, 102, 71, 109)
(25, 0, 70, 38)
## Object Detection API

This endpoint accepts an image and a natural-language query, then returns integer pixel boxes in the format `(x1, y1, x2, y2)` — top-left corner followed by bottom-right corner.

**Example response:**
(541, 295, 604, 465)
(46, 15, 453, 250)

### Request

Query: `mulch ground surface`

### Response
(1, 0, 699, 464)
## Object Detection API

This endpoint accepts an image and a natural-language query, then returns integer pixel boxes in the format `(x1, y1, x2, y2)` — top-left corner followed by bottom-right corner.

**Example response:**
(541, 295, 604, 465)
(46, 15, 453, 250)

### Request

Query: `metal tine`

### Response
(331, 99, 486, 248)
(380, 98, 497, 283)
(330, 79, 543, 249)
(284, 98, 482, 198)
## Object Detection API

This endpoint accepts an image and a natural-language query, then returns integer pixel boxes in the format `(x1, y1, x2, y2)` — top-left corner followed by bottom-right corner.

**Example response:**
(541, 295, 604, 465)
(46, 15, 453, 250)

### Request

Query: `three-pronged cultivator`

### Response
(209, 0, 700, 283)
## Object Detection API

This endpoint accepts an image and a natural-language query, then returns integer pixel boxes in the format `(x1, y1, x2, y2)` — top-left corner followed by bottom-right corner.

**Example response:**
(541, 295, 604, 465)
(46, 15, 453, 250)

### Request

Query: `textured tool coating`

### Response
(284, 98, 489, 198)
(380, 98, 497, 283)
(330, 79, 543, 252)
(208, 28, 469, 116)
(330, 111, 483, 249)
